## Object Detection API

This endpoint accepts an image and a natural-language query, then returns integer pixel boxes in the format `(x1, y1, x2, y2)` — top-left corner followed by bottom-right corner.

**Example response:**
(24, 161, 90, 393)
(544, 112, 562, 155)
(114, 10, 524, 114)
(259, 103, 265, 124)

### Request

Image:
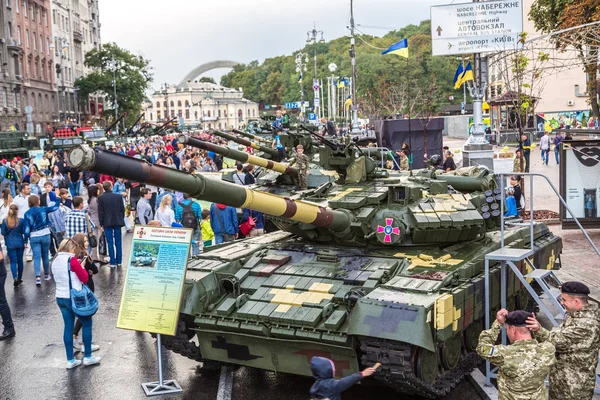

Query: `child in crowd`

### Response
(201, 209, 214, 248)
(504, 186, 518, 218)
(310, 356, 377, 400)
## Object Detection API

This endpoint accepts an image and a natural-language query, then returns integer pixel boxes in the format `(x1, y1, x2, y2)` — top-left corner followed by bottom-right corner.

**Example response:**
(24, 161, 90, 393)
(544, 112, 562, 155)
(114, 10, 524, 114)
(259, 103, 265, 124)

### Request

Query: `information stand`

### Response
(116, 225, 192, 397)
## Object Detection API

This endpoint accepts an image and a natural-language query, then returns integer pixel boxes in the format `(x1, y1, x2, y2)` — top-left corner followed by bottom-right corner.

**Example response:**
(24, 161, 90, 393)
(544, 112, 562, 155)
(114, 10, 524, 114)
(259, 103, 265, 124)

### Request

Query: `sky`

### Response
(100, 0, 456, 91)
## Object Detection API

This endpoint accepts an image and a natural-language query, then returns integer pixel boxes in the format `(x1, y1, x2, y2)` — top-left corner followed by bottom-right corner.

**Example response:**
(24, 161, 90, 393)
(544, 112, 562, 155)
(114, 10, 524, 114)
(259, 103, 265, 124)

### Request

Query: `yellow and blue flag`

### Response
(344, 96, 352, 110)
(458, 62, 474, 86)
(298, 74, 302, 83)
(453, 63, 465, 90)
(337, 77, 348, 88)
(381, 38, 409, 58)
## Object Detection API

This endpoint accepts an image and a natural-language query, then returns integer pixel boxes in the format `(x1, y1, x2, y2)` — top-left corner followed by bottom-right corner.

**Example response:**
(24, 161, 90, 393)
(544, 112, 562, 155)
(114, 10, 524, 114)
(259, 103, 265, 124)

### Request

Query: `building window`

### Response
(39, 36, 43, 52)
(15, 0, 18, 12)
(156, 101, 160, 108)
(224, 110, 227, 117)
(41, 60, 45, 79)
(252, 109, 255, 117)
(170, 101, 174, 108)
(25, 29, 29, 47)
(208, 110, 211, 118)
(52, 10, 55, 24)
(177, 100, 182, 107)
(17, 26, 21, 44)
(178, 110, 182, 117)
(32, 32, 36, 50)
(157, 110, 161, 120)
(218, 123, 222, 129)
(170, 110, 175, 118)
(163, 101, 167, 108)
(194, 111, 198, 119)
(47, 38, 50, 55)
(185, 100, 190, 108)
(185, 109, 189, 119)
(150, 113, 153, 121)
(218, 109, 221, 118)
(22, 1, 26, 16)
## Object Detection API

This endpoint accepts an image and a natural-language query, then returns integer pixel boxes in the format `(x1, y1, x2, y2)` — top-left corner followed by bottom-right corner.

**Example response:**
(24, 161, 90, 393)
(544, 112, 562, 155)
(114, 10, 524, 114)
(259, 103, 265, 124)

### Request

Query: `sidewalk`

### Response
(444, 137, 600, 299)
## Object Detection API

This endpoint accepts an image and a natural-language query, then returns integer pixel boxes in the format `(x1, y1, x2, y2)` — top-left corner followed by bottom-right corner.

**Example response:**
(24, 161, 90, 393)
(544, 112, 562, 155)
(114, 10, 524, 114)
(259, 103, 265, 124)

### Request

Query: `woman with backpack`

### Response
(51, 238, 101, 369)
(1, 204, 26, 286)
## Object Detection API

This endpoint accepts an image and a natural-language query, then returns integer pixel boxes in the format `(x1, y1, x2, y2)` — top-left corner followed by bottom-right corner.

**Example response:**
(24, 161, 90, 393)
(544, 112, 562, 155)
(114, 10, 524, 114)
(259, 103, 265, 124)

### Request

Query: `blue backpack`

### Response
(67, 257, 99, 317)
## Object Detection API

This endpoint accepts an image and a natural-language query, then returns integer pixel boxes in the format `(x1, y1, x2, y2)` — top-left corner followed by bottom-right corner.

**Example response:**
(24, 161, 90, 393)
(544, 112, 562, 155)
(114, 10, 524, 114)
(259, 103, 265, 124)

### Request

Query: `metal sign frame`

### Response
(560, 139, 600, 229)
(430, 0, 523, 56)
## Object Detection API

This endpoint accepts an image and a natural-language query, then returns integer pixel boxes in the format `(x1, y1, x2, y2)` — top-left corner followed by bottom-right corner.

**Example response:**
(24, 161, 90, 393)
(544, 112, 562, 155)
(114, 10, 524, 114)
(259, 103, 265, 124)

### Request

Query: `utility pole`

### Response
(349, 0, 359, 133)
(306, 23, 324, 119)
(109, 56, 119, 134)
(468, 0, 488, 144)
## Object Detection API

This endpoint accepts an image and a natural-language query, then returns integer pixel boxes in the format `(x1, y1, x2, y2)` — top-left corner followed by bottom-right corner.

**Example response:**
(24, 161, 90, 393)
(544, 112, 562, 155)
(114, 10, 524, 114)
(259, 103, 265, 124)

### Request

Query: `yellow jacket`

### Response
(201, 219, 214, 241)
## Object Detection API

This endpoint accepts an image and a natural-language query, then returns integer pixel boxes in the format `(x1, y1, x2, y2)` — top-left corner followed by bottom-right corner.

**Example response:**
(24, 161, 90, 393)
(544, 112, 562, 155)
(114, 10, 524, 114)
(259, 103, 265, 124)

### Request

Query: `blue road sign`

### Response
(308, 113, 317, 121)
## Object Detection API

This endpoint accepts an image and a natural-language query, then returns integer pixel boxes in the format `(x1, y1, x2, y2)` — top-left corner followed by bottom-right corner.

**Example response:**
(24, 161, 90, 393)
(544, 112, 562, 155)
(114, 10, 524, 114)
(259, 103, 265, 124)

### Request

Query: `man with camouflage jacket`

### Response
(477, 309, 556, 399)
(526, 281, 600, 400)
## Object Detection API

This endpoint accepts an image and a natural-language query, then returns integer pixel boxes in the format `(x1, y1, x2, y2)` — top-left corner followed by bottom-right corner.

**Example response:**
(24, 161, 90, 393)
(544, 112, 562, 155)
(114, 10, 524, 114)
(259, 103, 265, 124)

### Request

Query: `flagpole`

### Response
(406, 55, 412, 174)
(349, 0, 359, 133)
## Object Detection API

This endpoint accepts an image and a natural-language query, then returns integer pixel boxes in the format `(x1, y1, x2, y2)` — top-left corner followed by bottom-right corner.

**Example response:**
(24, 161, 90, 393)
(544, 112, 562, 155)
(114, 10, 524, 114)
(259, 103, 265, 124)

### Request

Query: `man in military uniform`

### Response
(526, 281, 600, 400)
(294, 144, 309, 190)
(477, 309, 556, 399)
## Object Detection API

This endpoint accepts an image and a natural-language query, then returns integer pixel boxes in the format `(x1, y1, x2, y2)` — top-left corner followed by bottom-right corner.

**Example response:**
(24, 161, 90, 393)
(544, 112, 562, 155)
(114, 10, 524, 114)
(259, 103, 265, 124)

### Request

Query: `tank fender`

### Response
(346, 293, 435, 352)
(181, 270, 219, 316)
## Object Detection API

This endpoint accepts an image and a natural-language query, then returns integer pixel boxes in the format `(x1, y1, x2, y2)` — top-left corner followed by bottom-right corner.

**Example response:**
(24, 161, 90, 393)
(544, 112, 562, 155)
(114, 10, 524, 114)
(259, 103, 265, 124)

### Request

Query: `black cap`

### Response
(561, 281, 590, 296)
(505, 310, 530, 327)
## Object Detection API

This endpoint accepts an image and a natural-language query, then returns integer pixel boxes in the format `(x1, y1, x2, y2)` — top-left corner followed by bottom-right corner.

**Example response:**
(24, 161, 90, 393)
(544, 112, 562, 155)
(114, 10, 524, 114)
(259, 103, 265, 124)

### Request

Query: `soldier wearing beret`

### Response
(526, 281, 600, 400)
(477, 309, 556, 399)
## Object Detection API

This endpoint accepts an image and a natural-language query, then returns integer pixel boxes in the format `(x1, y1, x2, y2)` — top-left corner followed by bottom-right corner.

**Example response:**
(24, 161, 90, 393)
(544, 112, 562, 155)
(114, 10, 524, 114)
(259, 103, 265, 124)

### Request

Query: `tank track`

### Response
(360, 338, 481, 399)
(153, 321, 204, 362)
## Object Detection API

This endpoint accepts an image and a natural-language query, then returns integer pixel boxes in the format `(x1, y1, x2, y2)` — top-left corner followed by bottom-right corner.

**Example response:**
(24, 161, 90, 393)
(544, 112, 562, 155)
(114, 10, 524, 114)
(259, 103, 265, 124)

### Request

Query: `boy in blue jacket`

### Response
(309, 357, 376, 400)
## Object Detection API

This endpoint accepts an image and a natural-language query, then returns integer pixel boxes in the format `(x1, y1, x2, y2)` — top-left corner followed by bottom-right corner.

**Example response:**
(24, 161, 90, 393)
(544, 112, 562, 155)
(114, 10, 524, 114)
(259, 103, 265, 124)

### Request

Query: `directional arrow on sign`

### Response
(436, 26, 443, 37)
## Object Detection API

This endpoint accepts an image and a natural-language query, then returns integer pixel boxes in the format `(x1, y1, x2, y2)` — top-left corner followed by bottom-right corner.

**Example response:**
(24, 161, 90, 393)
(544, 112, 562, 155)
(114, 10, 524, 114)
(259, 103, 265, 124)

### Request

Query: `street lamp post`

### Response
(328, 63, 337, 121)
(295, 52, 308, 119)
(108, 57, 120, 134)
(306, 23, 324, 119)
(349, 0, 359, 133)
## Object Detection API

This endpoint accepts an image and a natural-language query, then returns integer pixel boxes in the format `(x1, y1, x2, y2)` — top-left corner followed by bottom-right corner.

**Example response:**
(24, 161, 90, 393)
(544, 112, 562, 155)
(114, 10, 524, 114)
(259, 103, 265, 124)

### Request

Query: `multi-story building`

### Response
(50, 0, 102, 124)
(1, 0, 56, 132)
(488, 0, 590, 122)
(144, 81, 259, 131)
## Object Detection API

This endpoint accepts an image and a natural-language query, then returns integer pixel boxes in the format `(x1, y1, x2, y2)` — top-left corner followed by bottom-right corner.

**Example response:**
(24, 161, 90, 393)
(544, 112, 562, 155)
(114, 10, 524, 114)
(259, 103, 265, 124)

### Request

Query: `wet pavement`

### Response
(0, 231, 485, 400)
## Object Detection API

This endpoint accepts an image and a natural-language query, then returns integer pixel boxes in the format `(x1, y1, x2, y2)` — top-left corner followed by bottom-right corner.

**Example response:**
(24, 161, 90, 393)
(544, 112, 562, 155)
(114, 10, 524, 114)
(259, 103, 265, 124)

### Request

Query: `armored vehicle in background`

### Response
(67, 144, 562, 398)
(0, 131, 39, 160)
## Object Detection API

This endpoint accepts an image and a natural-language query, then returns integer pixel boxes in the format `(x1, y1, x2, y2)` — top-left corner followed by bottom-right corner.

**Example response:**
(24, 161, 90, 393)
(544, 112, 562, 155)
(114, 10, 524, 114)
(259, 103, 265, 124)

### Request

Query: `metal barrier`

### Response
(484, 172, 600, 393)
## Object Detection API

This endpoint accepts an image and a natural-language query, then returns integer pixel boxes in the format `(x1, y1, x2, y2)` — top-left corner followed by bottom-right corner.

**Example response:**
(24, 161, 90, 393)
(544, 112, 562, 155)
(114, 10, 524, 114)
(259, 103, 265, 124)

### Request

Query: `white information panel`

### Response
(431, 0, 523, 56)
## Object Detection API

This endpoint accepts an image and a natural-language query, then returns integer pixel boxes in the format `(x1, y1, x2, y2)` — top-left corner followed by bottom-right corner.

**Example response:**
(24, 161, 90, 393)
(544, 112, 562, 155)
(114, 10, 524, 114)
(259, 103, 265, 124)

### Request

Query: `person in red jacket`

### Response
(51, 238, 101, 369)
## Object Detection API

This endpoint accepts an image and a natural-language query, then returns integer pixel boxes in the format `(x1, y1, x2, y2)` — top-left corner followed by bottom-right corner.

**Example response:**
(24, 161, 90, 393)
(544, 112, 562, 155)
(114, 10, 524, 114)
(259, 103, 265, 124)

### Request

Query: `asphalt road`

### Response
(0, 231, 486, 400)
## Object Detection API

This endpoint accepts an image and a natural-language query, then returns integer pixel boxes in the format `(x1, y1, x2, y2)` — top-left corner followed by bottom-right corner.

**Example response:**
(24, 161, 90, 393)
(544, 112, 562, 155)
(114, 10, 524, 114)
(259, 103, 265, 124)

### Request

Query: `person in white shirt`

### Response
(232, 164, 246, 185)
(12, 183, 30, 218)
(539, 131, 550, 166)
(156, 195, 175, 227)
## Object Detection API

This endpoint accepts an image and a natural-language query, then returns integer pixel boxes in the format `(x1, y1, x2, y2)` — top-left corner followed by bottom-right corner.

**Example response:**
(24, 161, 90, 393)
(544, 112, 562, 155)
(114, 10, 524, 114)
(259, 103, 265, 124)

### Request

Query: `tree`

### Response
(198, 77, 217, 84)
(494, 33, 550, 171)
(529, 0, 600, 117)
(76, 42, 153, 126)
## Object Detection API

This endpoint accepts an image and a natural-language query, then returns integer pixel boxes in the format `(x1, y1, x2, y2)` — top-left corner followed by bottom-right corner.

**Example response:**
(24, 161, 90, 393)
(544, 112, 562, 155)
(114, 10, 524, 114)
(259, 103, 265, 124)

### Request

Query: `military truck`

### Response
(0, 131, 39, 160)
(67, 144, 562, 398)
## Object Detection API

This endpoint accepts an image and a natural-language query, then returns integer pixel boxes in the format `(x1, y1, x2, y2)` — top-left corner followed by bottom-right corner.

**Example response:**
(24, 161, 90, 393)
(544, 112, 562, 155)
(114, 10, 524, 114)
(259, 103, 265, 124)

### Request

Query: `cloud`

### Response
(100, 0, 454, 90)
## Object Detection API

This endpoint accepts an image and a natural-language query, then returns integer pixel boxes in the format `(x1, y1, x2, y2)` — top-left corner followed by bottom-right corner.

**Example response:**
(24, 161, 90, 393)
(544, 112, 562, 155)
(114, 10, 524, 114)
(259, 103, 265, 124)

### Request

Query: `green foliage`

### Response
(198, 77, 217, 84)
(220, 20, 459, 116)
(75, 42, 153, 126)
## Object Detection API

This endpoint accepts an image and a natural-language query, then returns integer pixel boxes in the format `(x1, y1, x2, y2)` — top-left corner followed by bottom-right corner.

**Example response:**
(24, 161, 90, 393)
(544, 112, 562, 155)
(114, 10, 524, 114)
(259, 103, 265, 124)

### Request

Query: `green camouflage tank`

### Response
(67, 144, 562, 398)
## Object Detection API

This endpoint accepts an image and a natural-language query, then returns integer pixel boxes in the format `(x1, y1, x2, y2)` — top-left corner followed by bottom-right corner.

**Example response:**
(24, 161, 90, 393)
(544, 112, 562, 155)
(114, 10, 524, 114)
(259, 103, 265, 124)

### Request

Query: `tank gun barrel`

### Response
(232, 129, 271, 145)
(67, 145, 349, 231)
(299, 124, 343, 153)
(178, 135, 298, 177)
(212, 130, 280, 159)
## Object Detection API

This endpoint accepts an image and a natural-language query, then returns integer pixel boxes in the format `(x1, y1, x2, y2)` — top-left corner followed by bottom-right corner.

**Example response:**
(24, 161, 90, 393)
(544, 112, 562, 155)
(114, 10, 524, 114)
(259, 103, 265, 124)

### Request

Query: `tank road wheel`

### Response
(414, 347, 438, 385)
(441, 335, 462, 370)
(463, 319, 483, 352)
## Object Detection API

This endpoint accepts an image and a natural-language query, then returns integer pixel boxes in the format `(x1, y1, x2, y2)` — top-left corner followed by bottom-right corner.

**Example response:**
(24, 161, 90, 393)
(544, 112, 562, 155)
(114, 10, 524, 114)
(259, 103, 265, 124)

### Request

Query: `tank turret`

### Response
(212, 130, 279, 160)
(178, 135, 299, 178)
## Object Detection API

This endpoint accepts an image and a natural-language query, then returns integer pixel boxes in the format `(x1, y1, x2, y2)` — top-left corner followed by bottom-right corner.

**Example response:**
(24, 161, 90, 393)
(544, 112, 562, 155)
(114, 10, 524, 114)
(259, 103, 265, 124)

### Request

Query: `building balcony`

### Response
(202, 116, 218, 121)
(73, 29, 84, 43)
(7, 39, 24, 54)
